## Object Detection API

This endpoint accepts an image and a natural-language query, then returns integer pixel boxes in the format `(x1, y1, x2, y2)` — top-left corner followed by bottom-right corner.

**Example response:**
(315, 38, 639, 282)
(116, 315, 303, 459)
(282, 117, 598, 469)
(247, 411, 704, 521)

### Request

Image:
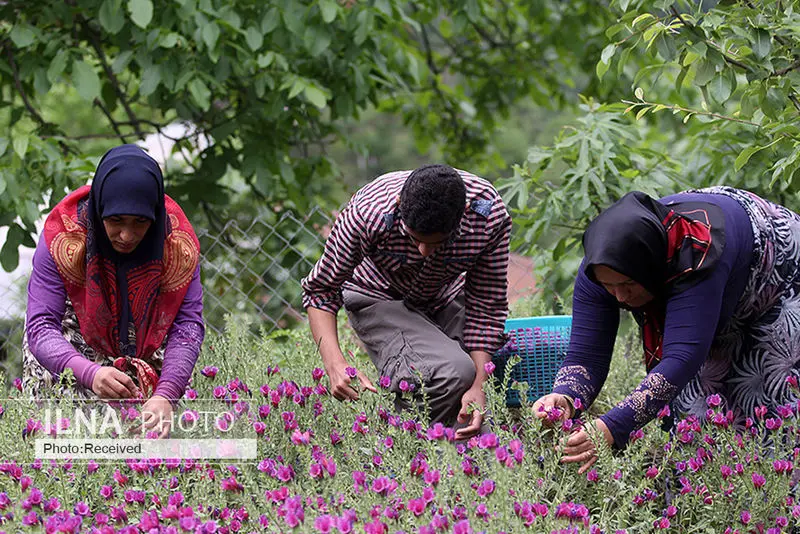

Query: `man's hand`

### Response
(92, 367, 140, 399)
(140, 395, 173, 439)
(325, 359, 377, 401)
(532, 393, 574, 426)
(559, 418, 614, 474)
(455, 384, 486, 440)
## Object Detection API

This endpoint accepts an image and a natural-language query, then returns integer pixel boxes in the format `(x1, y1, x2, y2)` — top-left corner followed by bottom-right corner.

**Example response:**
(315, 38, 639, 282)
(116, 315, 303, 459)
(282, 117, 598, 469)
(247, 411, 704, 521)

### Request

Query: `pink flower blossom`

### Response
(201, 366, 218, 378)
(740, 510, 751, 524)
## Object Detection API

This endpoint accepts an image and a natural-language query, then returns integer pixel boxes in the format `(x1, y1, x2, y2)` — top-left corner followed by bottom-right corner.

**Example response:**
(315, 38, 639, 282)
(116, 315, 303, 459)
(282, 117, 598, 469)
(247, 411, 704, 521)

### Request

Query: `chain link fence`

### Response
(0, 208, 537, 380)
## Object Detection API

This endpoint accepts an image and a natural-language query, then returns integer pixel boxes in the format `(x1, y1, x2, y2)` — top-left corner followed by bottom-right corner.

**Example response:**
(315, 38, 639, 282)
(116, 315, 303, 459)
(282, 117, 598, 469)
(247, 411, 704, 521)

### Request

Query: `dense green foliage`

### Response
(0, 0, 612, 272)
(500, 0, 800, 302)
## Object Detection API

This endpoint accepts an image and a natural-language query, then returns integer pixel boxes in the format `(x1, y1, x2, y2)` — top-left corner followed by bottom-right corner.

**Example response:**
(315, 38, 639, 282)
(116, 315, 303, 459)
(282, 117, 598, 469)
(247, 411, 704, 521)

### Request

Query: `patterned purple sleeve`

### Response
(599, 267, 728, 448)
(463, 203, 512, 353)
(26, 237, 101, 390)
(301, 199, 369, 313)
(153, 265, 205, 403)
(551, 266, 619, 410)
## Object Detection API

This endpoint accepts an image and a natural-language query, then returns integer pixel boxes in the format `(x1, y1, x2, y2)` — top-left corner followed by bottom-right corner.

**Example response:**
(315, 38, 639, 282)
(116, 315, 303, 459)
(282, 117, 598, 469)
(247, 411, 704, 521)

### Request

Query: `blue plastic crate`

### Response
(492, 315, 572, 407)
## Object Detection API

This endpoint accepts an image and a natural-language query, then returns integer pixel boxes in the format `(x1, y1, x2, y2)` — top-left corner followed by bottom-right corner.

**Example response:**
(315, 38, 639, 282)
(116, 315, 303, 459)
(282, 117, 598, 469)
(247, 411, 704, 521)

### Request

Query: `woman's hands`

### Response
(92, 367, 140, 399)
(533, 394, 614, 473)
(559, 419, 614, 474)
(140, 395, 173, 439)
(532, 393, 574, 425)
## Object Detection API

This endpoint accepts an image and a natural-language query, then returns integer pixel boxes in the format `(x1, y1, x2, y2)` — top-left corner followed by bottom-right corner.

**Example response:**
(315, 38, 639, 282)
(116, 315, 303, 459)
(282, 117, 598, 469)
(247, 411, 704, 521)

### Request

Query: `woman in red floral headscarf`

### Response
(23, 144, 204, 438)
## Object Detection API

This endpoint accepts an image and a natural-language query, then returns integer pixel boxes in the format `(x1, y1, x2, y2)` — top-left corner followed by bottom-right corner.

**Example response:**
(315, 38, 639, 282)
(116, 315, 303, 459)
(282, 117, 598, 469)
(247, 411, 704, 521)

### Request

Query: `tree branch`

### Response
(82, 20, 145, 139)
(92, 97, 129, 143)
(670, 6, 750, 71)
(412, 10, 463, 147)
(5, 45, 50, 129)
(772, 59, 800, 77)
(622, 99, 762, 127)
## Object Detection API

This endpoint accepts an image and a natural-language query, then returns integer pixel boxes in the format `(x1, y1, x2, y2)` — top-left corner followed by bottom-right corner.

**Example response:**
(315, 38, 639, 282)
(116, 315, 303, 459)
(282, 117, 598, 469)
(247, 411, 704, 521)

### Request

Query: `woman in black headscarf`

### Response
(533, 187, 800, 472)
(23, 144, 204, 438)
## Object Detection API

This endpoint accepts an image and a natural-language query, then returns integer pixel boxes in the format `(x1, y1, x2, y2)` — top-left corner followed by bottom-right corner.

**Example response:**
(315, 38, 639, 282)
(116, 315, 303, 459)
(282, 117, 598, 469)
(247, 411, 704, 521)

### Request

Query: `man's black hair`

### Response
(399, 164, 466, 235)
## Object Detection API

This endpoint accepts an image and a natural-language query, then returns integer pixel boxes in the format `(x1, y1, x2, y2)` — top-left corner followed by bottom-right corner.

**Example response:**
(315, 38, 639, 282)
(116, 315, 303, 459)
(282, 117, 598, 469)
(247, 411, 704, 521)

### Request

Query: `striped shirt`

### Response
(301, 169, 511, 353)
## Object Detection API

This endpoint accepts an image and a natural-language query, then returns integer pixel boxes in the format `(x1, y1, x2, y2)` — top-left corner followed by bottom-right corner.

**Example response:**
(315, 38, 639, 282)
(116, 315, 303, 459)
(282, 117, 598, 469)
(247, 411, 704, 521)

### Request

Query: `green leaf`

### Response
(306, 27, 332, 57)
(188, 78, 211, 110)
(354, 10, 373, 46)
(693, 58, 716, 86)
(112, 51, 134, 74)
(596, 60, 610, 80)
(288, 78, 306, 99)
(139, 65, 161, 96)
(128, 0, 154, 29)
(751, 28, 771, 60)
(34, 68, 50, 95)
(257, 52, 275, 68)
(72, 60, 102, 102)
(12, 134, 28, 159)
(245, 27, 263, 52)
(160, 32, 180, 48)
(708, 73, 732, 103)
(655, 33, 677, 61)
(261, 7, 280, 34)
(634, 87, 644, 100)
(99, 0, 125, 34)
(10, 24, 36, 48)
(440, 18, 453, 39)
(0, 138, 8, 158)
(761, 88, 784, 119)
(304, 85, 328, 109)
(734, 145, 766, 171)
(686, 40, 707, 58)
(283, 5, 305, 37)
(203, 22, 221, 50)
(319, 0, 338, 24)
(0, 174, 5, 197)
(47, 50, 68, 83)
(0, 229, 20, 272)
(600, 44, 617, 65)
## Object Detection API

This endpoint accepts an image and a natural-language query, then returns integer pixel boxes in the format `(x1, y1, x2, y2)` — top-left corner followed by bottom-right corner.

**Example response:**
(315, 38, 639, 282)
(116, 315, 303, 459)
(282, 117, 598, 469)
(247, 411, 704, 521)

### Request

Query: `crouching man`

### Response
(301, 164, 511, 439)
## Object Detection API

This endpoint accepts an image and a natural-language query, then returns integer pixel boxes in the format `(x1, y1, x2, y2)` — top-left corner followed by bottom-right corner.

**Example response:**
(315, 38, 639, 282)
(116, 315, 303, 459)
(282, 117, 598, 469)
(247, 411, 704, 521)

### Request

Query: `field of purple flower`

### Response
(0, 320, 798, 533)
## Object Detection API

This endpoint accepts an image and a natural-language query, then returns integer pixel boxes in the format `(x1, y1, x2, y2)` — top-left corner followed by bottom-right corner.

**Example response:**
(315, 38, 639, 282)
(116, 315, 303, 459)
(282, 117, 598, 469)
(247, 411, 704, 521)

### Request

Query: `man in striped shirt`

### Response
(301, 164, 511, 439)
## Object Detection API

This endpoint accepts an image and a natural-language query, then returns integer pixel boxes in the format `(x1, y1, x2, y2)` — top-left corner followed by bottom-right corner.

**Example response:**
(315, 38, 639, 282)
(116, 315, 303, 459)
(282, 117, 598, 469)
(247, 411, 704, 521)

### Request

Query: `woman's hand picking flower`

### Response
(559, 419, 613, 474)
(532, 393, 573, 425)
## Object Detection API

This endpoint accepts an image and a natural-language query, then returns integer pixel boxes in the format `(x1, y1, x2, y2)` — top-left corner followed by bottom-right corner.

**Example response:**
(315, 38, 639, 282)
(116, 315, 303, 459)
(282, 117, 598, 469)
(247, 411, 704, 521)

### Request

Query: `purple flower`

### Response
(740, 510, 751, 524)
(201, 366, 218, 378)
(786, 374, 800, 391)
(314, 514, 334, 533)
(477, 479, 495, 497)
(344, 367, 357, 379)
(586, 469, 598, 483)
(706, 394, 722, 408)
(311, 368, 325, 382)
(399, 380, 412, 393)
(484, 362, 496, 375)
(752, 473, 766, 488)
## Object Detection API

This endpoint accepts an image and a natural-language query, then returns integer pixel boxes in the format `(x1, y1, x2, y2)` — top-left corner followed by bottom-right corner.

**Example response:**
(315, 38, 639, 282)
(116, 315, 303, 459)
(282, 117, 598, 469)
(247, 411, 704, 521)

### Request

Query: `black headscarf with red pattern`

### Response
(582, 191, 725, 370)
